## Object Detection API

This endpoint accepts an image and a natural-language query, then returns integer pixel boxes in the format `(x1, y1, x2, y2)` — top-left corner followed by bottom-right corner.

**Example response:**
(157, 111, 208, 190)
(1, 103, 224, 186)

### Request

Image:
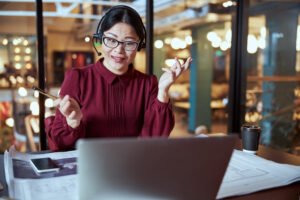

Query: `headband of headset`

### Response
(93, 5, 146, 55)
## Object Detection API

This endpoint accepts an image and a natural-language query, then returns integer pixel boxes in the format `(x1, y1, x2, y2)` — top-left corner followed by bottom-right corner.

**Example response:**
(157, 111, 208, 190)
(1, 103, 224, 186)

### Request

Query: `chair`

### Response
(24, 115, 40, 152)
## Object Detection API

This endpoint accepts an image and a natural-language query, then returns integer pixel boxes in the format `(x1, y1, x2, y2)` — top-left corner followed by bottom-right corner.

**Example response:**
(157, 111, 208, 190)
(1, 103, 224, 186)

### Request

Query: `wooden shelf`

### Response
(247, 76, 300, 82)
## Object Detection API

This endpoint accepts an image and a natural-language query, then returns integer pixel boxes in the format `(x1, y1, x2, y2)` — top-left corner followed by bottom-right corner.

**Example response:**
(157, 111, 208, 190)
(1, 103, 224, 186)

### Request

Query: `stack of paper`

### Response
(217, 150, 300, 199)
(4, 146, 78, 200)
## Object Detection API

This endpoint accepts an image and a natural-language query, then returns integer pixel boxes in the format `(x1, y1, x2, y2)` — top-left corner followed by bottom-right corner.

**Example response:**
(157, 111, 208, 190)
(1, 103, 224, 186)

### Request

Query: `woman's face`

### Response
(101, 22, 139, 75)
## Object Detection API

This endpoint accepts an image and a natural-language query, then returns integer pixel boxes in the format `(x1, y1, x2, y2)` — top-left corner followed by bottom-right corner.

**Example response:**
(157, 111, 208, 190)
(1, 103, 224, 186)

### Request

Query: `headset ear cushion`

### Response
(138, 42, 146, 51)
(93, 33, 102, 44)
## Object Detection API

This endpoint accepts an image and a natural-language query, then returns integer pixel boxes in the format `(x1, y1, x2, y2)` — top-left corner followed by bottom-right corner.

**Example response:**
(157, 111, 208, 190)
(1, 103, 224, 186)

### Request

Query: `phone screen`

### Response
(30, 157, 59, 173)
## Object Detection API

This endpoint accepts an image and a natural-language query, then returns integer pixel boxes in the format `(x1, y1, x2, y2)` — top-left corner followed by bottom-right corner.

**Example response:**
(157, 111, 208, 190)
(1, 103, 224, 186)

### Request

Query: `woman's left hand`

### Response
(157, 57, 192, 103)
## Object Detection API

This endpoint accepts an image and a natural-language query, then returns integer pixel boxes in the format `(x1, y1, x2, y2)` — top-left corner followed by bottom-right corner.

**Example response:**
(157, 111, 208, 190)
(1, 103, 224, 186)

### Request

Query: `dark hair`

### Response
(93, 5, 146, 53)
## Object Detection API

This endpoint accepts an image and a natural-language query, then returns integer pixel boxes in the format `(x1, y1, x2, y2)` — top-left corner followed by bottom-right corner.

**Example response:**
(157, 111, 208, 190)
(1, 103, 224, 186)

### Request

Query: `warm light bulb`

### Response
(45, 98, 54, 108)
(164, 38, 172, 44)
(72, 54, 77, 59)
(2, 39, 8, 45)
(25, 63, 32, 69)
(27, 76, 35, 83)
(24, 56, 31, 61)
(23, 39, 29, 46)
(14, 55, 21, 61)
(185, 35, 192, 45)
(18, 87, 28, 97)
(207, 32, 218, 42)
(84, 36, 91, 43)
(30, 101, 39, 115)
(5, 118, 14, 127)
(247, 34, 258, 54)
(154, 40, 164, 49)
(25, 47, 31, 54)
(225, 30, 232, 42)
(220, 41, 230, 51)
(15, 63, 22, 69)
(14, 47, 21, 54)
(34, 90, 39, 98)
(171, 38, 181, 50)
(16, 76, 24, 83)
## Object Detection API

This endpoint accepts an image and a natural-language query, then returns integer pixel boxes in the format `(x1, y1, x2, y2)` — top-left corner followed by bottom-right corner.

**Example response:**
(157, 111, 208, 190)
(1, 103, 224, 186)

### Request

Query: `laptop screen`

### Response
(77, 135, 236, 200)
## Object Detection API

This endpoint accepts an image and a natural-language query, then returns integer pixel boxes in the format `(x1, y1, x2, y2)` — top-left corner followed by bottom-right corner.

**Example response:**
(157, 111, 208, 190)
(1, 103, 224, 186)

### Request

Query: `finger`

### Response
(59, 96, 68, 110)
(169, 57, 179, 70)
(53, 98, 61, 107)
(174, 57, 181, 69)
(59, 100, 69, 115)
(175, 62, 185, 75)
(68, 110, 77, 120)
(162, 68, 173, 73)
(60, 100, 73, 116)
(171, 71, 176, 82)
(186, 57, 192, 65)
(183, 57, 192, 70)
(60, 95, 70, 106)
(175, 68, 183, 78)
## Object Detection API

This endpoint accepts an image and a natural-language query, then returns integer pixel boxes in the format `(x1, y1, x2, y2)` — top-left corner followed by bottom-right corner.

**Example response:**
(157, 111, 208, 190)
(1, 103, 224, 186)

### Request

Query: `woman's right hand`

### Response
(55, 95, 83, 129)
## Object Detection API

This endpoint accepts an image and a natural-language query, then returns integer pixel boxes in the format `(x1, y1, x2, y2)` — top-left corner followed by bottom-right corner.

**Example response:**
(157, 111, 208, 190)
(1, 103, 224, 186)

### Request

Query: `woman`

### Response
(46, 5, 192, 151)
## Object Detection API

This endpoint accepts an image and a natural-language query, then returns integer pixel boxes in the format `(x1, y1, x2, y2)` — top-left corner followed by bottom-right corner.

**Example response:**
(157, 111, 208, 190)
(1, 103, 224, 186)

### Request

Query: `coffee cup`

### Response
(241, 124, 261, 154)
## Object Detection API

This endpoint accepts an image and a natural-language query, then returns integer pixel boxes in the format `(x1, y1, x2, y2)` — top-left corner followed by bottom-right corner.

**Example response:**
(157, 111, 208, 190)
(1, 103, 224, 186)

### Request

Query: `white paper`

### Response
(4, 146, 78, 200)
(217, 150, 300, 199)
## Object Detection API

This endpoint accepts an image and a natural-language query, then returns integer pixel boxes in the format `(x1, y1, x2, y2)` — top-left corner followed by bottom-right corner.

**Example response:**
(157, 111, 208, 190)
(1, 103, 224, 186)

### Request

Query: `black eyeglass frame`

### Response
(93, 34, 140, 51)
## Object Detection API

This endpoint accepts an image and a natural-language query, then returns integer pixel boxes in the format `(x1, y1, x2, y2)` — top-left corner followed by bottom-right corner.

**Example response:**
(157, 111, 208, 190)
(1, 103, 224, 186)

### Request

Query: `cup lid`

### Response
(241, 124, 261, 131)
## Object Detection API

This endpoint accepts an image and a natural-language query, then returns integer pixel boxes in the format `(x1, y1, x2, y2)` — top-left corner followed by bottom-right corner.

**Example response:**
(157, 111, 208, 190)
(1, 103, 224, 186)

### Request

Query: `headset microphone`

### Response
(93, 35, 102, 56)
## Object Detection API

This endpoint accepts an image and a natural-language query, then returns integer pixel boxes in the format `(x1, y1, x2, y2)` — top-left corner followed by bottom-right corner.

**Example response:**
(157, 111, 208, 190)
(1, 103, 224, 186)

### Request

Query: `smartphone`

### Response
(30, 157, 60, 173)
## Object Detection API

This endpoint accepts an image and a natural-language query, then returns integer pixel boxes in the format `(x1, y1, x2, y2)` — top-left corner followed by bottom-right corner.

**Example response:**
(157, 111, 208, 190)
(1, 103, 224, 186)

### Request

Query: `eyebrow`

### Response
(105, 32, 138, 40)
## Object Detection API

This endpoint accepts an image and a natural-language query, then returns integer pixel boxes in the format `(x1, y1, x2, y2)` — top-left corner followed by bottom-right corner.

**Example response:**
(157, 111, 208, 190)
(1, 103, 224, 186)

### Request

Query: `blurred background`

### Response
(0, 0, 300, 155)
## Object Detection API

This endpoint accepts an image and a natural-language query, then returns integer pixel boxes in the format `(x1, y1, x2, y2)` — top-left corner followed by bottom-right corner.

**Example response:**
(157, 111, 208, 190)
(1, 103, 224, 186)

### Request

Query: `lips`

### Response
(111, 55, 125, 63)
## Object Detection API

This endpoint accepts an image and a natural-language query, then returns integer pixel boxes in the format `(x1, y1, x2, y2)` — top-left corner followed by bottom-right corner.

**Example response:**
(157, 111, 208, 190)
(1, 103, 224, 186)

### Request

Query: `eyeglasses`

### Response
(102, 36, 140, 51)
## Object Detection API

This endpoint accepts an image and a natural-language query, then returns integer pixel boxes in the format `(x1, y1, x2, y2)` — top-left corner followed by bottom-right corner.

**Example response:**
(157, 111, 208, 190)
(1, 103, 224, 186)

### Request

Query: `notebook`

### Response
(77, 135, 237, 200)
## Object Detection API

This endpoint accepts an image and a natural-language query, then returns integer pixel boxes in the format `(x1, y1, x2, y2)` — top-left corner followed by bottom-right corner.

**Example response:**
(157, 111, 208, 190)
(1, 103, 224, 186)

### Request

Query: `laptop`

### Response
(77, 135, 237, 200)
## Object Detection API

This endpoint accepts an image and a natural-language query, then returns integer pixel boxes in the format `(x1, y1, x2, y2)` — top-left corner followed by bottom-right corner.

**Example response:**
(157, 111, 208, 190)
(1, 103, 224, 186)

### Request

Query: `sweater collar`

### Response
(95, 58, 134, 86)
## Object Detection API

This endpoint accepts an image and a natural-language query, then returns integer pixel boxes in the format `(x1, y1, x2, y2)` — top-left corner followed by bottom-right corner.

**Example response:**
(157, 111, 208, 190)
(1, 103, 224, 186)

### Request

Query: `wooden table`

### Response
(0, 142, 299, 199)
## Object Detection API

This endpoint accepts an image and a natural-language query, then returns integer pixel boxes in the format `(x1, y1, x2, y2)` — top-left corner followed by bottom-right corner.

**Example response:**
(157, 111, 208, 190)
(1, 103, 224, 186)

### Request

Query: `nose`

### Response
(114, 42, 126, 52)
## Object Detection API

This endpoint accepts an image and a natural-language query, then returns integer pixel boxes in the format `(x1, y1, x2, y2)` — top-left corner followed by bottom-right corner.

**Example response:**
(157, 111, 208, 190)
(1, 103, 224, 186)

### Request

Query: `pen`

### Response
(32, 86, 58, 100)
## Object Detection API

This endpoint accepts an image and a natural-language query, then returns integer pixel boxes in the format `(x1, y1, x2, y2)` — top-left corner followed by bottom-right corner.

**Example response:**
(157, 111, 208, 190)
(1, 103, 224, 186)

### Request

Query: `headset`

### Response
(93, 5, 146, 56)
